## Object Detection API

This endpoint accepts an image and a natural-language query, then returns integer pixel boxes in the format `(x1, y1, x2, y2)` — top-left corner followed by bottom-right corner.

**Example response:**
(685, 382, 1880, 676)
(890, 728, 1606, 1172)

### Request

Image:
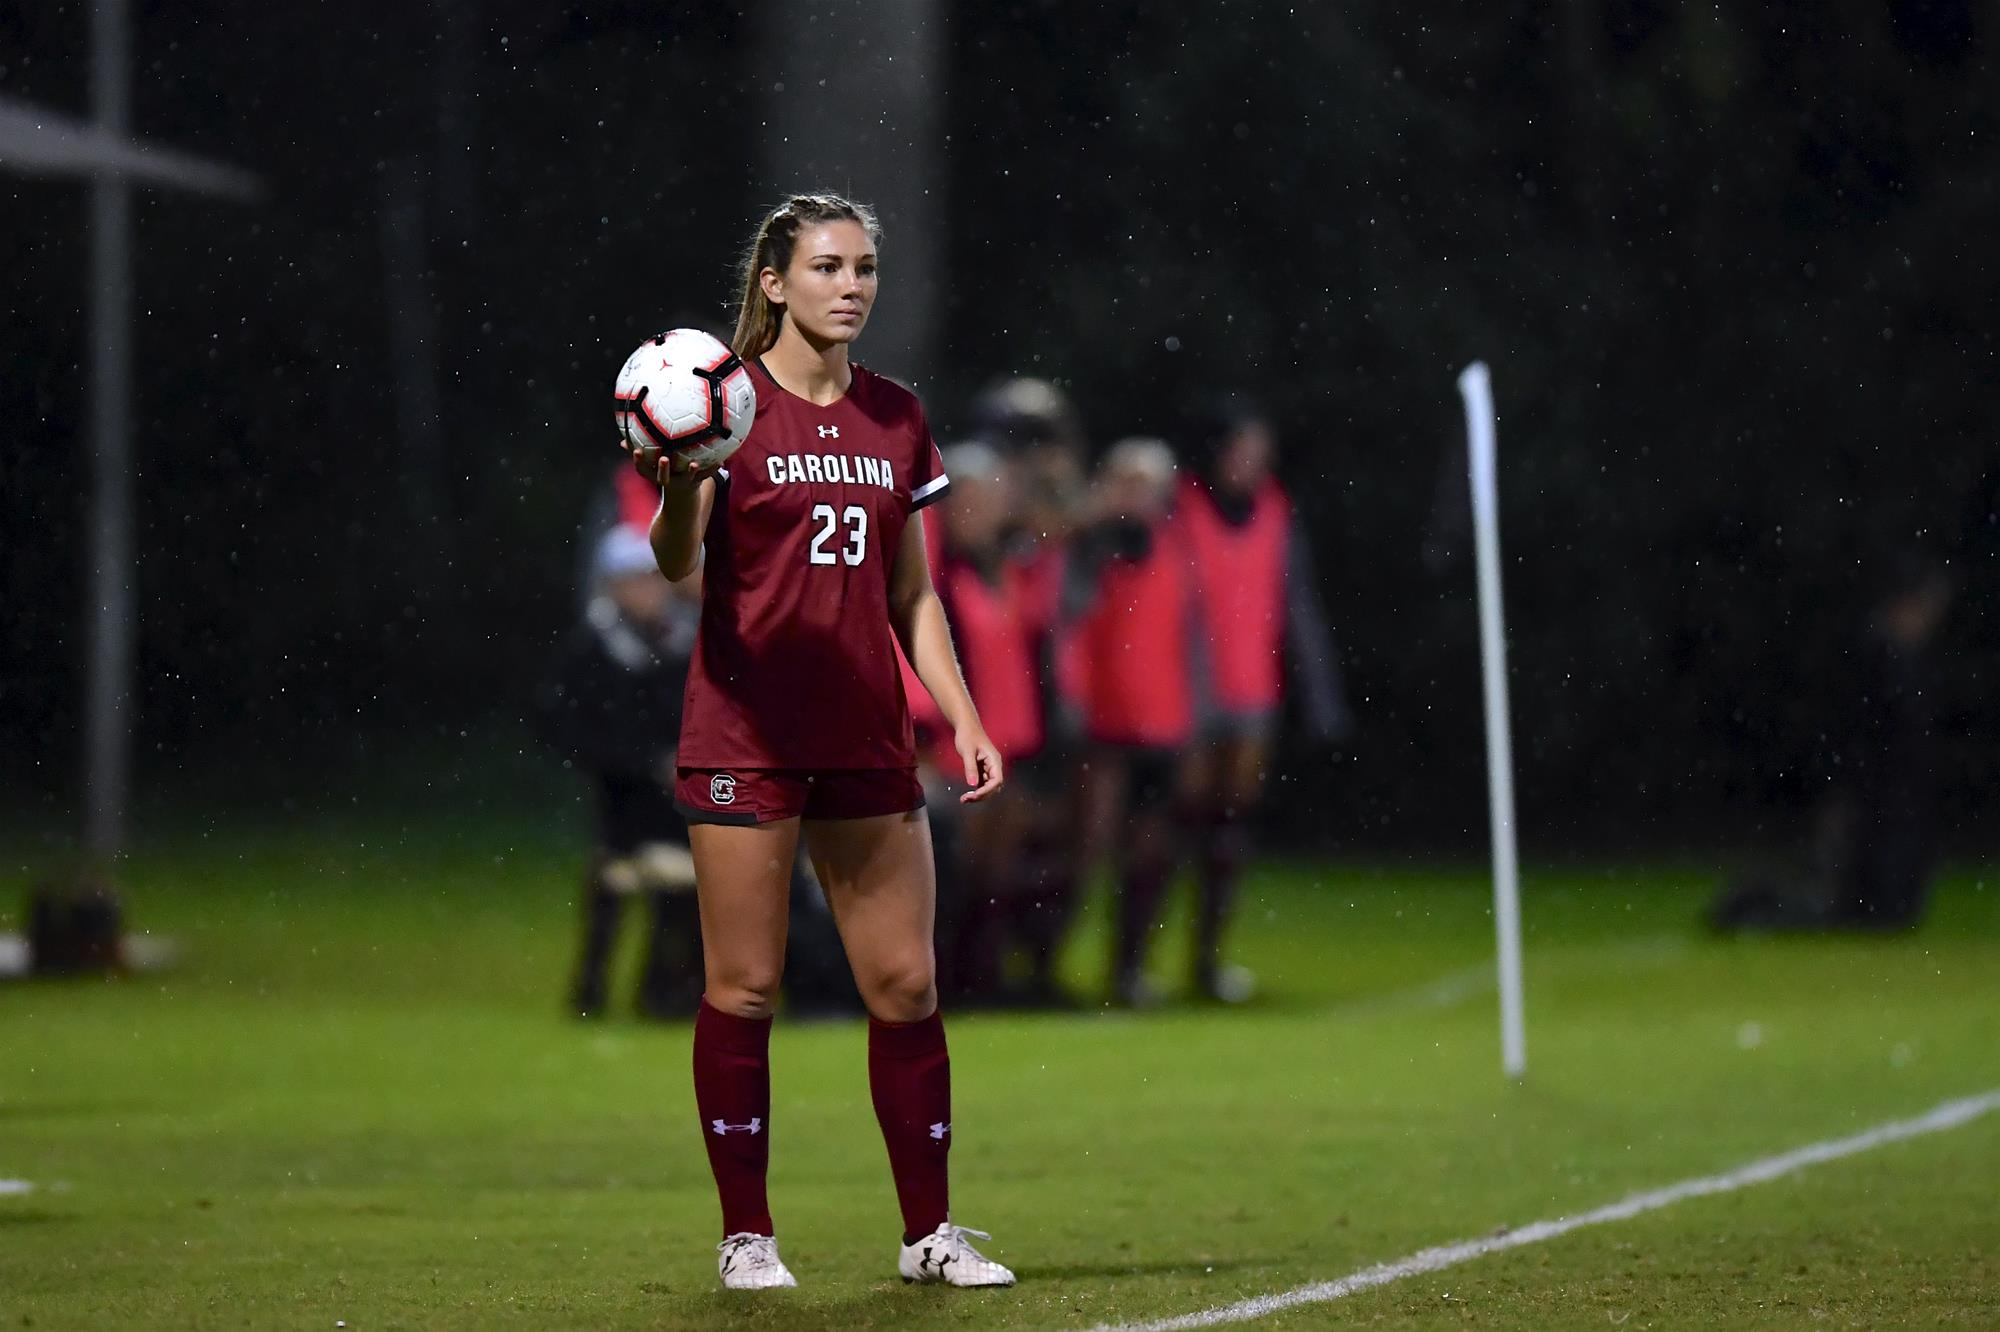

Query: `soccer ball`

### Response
(613, 328, 757, 470)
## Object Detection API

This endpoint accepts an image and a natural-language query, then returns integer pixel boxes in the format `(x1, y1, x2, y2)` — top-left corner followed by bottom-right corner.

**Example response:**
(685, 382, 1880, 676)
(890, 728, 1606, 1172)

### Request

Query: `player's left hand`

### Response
(954, 725, 1005, 804)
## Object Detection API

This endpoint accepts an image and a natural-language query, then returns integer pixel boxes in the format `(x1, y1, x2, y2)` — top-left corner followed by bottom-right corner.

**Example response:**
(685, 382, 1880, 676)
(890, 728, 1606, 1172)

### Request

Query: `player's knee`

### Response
(705, 964, 784, 1019)
(861, 958, 936, 1022)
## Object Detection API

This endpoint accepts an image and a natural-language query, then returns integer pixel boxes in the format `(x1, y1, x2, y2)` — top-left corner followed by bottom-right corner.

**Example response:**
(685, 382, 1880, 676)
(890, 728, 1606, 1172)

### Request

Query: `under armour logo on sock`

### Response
(929, 1121, 950, 1140)
(711, 1117, 763, 1136)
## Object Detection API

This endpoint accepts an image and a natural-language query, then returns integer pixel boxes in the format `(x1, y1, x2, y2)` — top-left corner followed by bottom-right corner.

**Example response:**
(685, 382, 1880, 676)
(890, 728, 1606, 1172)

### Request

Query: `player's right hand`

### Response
(663, 454, 722, 492)
(622, 436, 669, 485)
(621, 439, 717, 490)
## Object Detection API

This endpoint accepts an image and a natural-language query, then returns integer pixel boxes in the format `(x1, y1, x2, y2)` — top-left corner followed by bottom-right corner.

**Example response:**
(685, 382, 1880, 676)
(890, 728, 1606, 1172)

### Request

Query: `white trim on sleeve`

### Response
(910, 472, 951, 506)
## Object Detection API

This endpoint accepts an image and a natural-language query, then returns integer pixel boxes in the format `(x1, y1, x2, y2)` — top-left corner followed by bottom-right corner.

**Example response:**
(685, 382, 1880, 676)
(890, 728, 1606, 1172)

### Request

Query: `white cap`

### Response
(941, 440, 1006, 485)
(1103, 436, 1177, 486)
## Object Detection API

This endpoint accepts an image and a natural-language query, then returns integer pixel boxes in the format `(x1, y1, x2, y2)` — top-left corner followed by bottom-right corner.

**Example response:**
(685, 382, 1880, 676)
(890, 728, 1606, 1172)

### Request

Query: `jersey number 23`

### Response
(809, 503, 868, 566)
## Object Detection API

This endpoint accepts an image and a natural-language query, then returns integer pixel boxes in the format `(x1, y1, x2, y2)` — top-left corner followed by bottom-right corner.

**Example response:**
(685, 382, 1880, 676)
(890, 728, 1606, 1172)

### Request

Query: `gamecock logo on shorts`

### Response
(709, 773, 737, 806)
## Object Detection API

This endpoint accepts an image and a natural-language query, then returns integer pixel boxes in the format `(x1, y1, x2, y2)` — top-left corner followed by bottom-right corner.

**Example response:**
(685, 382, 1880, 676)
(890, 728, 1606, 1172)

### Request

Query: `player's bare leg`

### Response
(1077, 747, 1128, 891)
(1092, 751, 1177, 1007)
(809, 809, 1015, 1287)
(691, 820, 797, 1020)
(688, 819, 800, 1289)
(1007, 781, 1082, 1004)
(1191, 734, 1269, 1003)
(571, 852, 623, 1017)
(1081, 750, 1139, 1000)
(1113, 802, 1180, 1007)
(807, 807, 938, 1022)
(947, 788, 1032, 1002)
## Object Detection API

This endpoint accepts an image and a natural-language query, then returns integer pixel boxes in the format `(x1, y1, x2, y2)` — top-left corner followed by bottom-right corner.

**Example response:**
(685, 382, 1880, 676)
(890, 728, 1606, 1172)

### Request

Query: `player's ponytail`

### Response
(730, 193, 882, 359)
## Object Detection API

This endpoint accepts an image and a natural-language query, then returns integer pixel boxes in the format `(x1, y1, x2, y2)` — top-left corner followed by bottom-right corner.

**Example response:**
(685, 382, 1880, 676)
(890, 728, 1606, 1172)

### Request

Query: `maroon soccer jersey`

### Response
(677, 360, 950, 770)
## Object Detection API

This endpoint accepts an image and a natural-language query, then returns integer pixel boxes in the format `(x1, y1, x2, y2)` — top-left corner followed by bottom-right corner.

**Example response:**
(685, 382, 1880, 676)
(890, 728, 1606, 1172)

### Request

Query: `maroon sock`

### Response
(868, 1010, 951, 1240)
(692, 999, 773, 1237)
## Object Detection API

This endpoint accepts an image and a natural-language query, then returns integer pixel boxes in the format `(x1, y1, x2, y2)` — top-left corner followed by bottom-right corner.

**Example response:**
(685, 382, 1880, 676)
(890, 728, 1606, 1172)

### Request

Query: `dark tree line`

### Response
(3, 1, 1993, 848)
(947, 1, 1996, 846)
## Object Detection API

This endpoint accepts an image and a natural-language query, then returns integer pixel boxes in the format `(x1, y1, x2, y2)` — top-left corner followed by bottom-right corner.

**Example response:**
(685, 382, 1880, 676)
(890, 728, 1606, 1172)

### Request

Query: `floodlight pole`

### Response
(2, 1, 259, 871)
(1458, 361, 1527, 1080)
(758, 0, 944, 391)
(84, 0, 135, 863)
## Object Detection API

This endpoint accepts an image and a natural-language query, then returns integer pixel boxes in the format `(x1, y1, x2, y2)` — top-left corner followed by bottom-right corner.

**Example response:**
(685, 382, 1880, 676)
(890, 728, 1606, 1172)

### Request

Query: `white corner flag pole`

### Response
(1458, 361, 1526, 1080)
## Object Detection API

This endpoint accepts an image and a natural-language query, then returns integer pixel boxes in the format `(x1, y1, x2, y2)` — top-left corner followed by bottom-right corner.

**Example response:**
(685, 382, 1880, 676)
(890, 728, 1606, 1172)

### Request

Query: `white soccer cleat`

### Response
(717, 1232, 797, 1290)
(899, 1222, 1016, 1287)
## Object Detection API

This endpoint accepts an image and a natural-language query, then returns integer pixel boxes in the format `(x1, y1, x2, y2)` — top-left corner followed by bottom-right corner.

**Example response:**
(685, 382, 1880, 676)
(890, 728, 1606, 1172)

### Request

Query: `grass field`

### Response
(3, 812, 1997, 1329)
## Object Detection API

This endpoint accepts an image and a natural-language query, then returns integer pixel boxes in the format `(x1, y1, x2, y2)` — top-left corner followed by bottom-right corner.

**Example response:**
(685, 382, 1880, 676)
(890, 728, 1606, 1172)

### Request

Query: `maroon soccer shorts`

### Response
(675, 767, 926, 825)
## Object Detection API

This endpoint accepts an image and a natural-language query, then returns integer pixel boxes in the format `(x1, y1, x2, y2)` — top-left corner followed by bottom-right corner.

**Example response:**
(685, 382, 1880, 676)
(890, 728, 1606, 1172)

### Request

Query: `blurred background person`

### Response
(1830, 553, 1954, 928)
(1063, 437, 1191, 1007)
(1710, 551, 1953, 933)
(1176, 396, 1351, 1002)
(537, 525, 703, 1018)
(928, 441, 1060, 1005)
(966, 377, 1090, 553)
(965, 380, 1092, 1005)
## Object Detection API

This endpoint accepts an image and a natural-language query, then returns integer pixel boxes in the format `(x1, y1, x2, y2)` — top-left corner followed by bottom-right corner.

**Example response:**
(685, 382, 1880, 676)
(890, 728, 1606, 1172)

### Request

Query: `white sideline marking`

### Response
(0, 1180, 34, 1197)
(1097, 1087, 2000, 1331)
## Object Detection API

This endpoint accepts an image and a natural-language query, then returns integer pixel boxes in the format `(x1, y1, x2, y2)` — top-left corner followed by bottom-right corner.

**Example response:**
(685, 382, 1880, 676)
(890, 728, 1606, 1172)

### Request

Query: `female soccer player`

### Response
(625, 194, 1015, 1292)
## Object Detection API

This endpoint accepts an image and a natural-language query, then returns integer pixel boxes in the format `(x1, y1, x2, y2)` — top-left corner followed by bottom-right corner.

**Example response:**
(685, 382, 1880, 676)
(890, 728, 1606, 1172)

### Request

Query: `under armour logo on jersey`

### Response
(929, 1121, 950, 1140)
(711, 1117, 762, 1136)
(817, 424, 840, 439)
(709, 773, 737, 805)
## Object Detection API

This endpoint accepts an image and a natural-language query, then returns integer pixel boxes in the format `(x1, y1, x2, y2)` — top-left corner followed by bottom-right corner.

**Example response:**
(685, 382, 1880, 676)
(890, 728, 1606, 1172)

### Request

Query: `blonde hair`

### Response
(730, 193, 882, 358)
